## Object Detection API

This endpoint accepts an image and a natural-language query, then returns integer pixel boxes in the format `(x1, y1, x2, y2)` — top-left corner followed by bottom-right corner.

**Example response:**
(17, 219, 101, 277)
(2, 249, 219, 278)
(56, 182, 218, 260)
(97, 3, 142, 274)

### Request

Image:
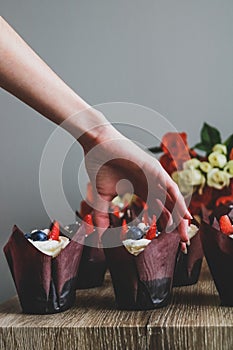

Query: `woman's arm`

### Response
(0, 16, 191, 244)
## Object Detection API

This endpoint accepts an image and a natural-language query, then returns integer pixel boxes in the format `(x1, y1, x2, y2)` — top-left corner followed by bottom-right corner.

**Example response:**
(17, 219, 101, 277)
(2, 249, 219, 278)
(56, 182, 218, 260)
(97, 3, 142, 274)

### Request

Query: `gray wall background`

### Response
(1, 0, 233, 303)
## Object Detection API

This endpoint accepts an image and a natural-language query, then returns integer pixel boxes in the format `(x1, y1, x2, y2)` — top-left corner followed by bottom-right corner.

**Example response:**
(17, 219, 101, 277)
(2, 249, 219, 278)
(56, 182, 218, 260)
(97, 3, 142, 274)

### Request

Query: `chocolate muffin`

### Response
(173, 221, 203, 287)
(102, 222, 180, 310)
(4, 223, 85, 314)
(200, 203, 233, 306)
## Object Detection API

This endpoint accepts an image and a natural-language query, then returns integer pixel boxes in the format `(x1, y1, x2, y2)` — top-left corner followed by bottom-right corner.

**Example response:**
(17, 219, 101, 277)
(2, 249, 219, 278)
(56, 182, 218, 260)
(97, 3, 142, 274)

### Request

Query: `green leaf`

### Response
(200, 122, 221, 148)
(148, 146, 162, 153)
(193, 142, 211, 152)
(224, 134, 233, 154)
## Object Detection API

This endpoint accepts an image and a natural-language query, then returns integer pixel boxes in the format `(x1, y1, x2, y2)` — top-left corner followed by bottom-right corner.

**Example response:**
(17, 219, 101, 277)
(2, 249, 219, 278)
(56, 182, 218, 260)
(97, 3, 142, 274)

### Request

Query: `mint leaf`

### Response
(201, 122, 221, 147)
(148, 146, 162, 153)
(193, 142, 211, 152)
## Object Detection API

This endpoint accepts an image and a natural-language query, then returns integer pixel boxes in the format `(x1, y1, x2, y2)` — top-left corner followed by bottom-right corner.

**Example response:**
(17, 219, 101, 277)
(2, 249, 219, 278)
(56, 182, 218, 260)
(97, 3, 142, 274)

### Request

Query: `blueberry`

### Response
(31, 231, 48, 241)
(127, 226, 144, 240)
(24, 233, 32, 239)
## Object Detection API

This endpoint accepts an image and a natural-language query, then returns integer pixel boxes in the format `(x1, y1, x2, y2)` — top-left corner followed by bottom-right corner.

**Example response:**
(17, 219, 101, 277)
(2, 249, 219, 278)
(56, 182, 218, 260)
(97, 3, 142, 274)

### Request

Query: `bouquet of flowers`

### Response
(149, 123, 233, 216)
(149, 123, 233, 289)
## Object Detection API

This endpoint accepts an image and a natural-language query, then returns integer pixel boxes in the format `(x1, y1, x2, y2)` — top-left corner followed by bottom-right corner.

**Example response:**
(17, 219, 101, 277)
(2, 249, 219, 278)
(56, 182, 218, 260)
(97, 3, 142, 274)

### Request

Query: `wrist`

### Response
(62, 107, 124, 152)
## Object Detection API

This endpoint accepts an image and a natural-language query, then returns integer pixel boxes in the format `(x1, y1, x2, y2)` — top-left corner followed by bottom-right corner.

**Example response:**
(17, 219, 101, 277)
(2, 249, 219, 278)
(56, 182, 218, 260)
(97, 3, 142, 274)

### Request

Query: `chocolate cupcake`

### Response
(4, 223, 85, 314)
(173, 221, 203, 287)
(73, 213, 107, 289)
(102, 220, 180, 310)
(200, 203, 233, 306)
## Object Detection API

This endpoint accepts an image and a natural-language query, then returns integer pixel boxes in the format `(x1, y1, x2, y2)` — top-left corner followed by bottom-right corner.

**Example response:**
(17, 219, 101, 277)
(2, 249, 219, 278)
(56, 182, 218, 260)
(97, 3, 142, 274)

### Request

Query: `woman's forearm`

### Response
(0, 16, 116, 148)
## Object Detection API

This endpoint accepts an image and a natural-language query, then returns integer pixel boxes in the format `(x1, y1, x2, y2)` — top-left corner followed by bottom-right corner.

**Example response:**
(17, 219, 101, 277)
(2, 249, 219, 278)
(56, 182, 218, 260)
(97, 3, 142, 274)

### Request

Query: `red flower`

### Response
(160, 153, 177, 175)
(230, 148, 233, 160)
(160, 133, 191, 175)
(161, 132, 189, 158)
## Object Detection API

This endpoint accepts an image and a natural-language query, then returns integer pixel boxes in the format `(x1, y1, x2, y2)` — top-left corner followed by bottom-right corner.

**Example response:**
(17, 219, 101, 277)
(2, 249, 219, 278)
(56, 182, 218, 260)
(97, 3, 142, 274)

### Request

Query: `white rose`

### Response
(212, 143, 227, 155)
(172, 169, 205, 195)
(207, 168, 231, 190)
(199, 161, 212, 173)
(183, 158, 200, 170)
(172, 171, 179, 183)
(172, 171, 193, 196)
(181, 169, 204, 186)
(224, 160, 233, 177)
(208, 151, 227, 168)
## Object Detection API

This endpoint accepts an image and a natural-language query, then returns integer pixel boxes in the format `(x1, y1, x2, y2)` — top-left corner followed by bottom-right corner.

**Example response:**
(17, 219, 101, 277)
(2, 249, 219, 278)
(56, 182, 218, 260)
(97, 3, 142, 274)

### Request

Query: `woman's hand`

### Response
(80, 118, 191, 244)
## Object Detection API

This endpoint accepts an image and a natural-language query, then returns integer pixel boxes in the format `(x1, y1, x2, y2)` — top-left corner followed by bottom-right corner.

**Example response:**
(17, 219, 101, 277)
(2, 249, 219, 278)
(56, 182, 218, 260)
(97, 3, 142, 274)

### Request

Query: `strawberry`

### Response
(84, 214, 94, 235)
(48, 221, 60, 241)
(146, 215, 157, 240)
(120, 219, 128, 240)
(113, 206, 120, 218)
(219, 215, 233, 235)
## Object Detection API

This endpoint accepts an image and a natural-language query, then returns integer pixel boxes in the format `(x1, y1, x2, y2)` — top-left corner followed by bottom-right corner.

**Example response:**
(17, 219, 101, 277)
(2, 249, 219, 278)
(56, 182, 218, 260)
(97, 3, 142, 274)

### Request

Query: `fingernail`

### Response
(183, 247, 188, 254)
(186, 239, 190, 246)
(185, 212, 193, 220)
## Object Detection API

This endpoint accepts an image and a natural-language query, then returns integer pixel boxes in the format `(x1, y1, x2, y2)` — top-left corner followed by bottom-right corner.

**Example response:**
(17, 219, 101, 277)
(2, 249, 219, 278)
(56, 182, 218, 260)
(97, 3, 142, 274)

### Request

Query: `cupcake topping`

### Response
(122, 215, 159, 256)
(83, 214, 94, 236)
(29, 236, 69, 257)
(219, 215, 233, 236)
(30, 230, 48, 241)
(126, 226, 144, 240)
(187, 224, 199, 240)
(211, 203, 233, 237)
(122, 239, 151, 256)
(25, 221, 70, 257)
(145, 215, 157, 240)
(48, 221, 60, 241)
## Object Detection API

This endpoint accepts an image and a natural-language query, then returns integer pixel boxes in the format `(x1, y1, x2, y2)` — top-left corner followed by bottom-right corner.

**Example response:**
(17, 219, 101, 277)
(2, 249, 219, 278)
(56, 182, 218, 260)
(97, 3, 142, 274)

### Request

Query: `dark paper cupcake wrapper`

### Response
(4, 224, 85, 314)
(173, 230, 203, 287)
(200, 219, 233, 306)
(76, 230, 107, 289)
(102, 228, 180, 310)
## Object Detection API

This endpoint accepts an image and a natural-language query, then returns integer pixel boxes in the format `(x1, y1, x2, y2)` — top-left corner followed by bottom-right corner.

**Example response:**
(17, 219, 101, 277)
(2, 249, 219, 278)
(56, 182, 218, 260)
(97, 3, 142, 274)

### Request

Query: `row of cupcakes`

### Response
(4, 191, 203, 314)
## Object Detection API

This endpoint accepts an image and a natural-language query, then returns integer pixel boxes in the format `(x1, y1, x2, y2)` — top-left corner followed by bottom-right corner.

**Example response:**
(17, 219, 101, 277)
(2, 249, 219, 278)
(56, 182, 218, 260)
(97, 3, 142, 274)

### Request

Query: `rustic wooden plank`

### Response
(147, 259, 233, 350)
(1, 260, 233, 350)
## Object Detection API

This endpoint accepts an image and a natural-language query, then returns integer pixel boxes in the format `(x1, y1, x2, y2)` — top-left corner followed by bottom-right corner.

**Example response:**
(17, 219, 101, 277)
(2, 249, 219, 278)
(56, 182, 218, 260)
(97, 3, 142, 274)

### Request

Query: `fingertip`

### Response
(180, 242, 188, 254)
(178, 218, 189, 240)
(184, 211, 193, 220)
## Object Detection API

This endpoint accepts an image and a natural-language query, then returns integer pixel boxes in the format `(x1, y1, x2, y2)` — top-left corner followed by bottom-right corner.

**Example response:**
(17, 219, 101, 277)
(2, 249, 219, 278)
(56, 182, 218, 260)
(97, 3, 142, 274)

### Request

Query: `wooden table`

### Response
(0, 259, 233, 350)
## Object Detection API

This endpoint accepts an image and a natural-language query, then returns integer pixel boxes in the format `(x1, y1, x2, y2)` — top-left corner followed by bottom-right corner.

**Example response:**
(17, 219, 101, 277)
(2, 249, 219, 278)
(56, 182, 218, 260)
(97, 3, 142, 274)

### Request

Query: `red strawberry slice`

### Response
(48, 221, 60, 241)
(84, 214, 94, 235)
(219, 215, 233, 235)
(146, 215, 157, 240)
(120, 219, 128, 240)
(113, 206, 120, 218)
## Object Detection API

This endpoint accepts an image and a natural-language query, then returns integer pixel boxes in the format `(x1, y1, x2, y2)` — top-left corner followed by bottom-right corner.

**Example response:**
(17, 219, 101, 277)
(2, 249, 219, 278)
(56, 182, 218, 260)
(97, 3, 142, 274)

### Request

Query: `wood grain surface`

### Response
(0, 259, 233, 350)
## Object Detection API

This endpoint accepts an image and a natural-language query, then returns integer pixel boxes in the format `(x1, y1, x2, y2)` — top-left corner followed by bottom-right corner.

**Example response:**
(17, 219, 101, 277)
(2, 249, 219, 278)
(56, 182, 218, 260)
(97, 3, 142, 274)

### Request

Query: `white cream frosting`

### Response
(187, 224, 199, 240)
(122, 238, 151, 256)
(28, 236, 70, 258)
